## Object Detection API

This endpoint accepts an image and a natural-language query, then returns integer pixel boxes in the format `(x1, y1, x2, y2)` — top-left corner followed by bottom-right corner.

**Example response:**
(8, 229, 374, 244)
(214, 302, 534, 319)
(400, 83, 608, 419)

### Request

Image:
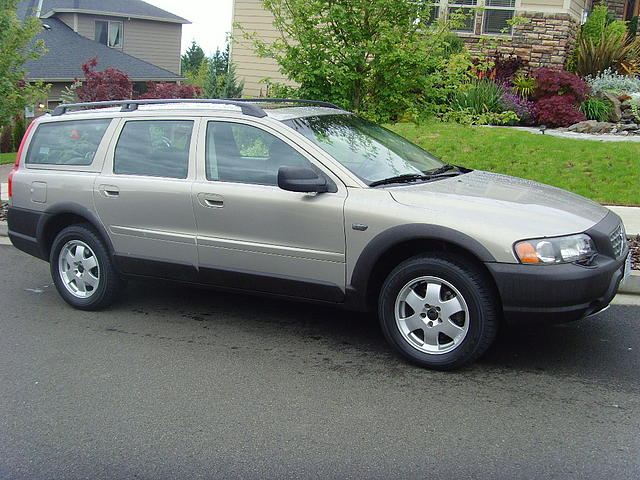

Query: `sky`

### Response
(144, 0, 234, 55)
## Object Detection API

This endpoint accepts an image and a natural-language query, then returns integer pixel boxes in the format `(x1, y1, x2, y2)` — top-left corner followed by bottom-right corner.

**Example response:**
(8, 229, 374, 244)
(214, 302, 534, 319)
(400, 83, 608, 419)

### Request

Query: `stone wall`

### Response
(464, 12, 581, 70)
(595, 0, 627, 20)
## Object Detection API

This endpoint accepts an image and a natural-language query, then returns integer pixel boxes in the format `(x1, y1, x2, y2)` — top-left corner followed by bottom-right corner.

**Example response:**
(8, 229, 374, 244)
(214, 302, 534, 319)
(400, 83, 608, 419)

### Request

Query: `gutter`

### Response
(39, 9, 191, 24)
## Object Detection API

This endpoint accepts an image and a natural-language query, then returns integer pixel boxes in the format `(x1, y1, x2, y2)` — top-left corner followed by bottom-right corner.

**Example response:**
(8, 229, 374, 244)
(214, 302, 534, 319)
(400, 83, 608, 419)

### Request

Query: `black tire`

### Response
(49, 223, 124, 310)
(378, 253, 499, 371)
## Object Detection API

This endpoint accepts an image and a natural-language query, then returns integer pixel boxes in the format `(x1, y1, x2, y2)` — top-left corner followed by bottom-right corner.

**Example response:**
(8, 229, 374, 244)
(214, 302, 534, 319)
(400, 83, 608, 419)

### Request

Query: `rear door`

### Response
(191, 118, 347, 301)
(94, 117, 199, 280)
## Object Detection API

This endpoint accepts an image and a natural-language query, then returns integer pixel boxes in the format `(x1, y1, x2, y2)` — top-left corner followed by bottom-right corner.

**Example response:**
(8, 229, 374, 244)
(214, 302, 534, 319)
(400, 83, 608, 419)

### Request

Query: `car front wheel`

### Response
(379, 253, 499, 370)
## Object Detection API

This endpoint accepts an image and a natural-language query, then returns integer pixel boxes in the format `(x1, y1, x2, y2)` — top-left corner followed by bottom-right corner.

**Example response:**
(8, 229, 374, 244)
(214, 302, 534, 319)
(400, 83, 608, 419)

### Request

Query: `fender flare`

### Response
(38, 202, 114, 258)
(346, 223, 496, 311)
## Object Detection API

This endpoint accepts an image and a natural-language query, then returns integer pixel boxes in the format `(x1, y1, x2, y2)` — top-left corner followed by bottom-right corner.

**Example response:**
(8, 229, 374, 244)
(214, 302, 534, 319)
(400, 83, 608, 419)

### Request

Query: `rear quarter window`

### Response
(26, 119, 111, 166)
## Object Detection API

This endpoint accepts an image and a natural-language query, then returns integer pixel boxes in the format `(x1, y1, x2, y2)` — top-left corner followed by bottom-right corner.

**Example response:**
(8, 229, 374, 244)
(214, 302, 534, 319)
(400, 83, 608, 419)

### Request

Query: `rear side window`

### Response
(26, 119, 111, 166)
(114, 120, 193, 179)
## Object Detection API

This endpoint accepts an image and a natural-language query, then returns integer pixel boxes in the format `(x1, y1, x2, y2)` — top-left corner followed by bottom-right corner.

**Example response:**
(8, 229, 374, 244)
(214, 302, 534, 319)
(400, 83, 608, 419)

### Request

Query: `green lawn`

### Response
(389, 123, 640, 206)
(0, 152, 16, 165)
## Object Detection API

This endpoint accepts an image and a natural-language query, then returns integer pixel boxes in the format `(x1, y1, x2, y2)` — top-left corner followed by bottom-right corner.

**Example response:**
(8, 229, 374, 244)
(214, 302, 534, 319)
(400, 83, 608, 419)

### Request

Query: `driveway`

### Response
(1, 245, 639, 479)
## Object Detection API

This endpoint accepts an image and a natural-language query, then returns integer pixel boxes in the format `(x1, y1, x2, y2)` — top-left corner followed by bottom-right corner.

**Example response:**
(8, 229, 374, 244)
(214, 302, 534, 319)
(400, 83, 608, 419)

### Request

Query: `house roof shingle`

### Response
(23, 18, 183, 81)
(19, 0, 189, 24)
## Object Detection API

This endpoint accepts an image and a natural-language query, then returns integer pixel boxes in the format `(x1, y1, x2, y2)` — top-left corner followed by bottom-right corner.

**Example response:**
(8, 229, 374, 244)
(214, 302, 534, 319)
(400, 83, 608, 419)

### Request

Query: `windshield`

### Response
(282, 114, 444, 184)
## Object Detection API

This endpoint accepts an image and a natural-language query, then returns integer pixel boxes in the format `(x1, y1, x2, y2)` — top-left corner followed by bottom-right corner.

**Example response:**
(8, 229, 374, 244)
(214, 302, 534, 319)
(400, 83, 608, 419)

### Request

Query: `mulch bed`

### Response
(0, 199, 638, 269)
(630, 235, 640, 270)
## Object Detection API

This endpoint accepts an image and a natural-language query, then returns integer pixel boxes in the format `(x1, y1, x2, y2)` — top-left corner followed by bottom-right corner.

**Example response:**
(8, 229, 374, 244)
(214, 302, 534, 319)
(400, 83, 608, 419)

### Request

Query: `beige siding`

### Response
(568, 0, 589, 20)
(231, 0, 297, 97)
(519, 0, 584, 20)
(122, 19, 182, 75)
(66, 13, 182, 74)
(47, 82, 68, 101)
(56, 12, 76, 30)
(519, 0, 565, 9)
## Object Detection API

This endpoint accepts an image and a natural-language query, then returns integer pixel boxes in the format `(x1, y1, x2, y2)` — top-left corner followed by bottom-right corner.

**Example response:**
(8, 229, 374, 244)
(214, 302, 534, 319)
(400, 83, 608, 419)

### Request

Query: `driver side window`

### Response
(205, 121, 312, 186)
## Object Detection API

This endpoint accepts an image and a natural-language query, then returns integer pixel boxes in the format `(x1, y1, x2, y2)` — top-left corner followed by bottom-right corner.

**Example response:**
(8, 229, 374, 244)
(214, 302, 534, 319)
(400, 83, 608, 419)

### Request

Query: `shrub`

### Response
(442, 33, 465, 57)
(138, 82, 202, 99)
(474, 54, 526, 84)
(0, 124, 13, 153)
(574, 29, 640, 76)
(491, 54, 526, 84)
(580, 5, 627, 44)
(511, 72, 537, 98)
(442, 109, 520, 125)
(453, 80, 504, 114)
(534, 96, 587, 127)
(12, 115, 25, 149)
(500, 91, 535, 124)
(75, 58, 133, 102)
(585, 68, 640, 94)
(581, 97, 613, 121)
(531, 68, 591, 102)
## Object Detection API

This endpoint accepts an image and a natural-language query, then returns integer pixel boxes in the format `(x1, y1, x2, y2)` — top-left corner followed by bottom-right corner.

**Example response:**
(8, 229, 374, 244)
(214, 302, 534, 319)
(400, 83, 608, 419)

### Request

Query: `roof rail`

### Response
(51, 98, 268, 117)
(225, 98, 341, 110)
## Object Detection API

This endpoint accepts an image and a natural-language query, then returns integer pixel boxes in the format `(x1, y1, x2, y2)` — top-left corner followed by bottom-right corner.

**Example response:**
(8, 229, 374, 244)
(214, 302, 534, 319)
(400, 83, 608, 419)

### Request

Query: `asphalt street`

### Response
(0, 243, 639, 479)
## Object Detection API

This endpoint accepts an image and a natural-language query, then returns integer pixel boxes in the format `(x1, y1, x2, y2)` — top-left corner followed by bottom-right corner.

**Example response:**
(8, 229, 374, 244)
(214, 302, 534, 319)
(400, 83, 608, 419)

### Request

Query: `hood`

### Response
(389, 170, 609, 241)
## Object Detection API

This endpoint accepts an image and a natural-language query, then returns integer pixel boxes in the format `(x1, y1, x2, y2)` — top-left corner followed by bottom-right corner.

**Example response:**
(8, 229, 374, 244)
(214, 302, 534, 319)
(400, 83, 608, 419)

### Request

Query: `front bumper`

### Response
(486, 210, 628, 325)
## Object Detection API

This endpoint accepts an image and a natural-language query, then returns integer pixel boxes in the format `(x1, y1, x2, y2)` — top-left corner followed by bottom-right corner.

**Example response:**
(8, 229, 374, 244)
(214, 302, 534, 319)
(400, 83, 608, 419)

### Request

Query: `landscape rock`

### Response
(619, 123, 639, 132)
(596, 92, 622, 122)
(568, 120, 601, 133)
(567, 120, 639, 135)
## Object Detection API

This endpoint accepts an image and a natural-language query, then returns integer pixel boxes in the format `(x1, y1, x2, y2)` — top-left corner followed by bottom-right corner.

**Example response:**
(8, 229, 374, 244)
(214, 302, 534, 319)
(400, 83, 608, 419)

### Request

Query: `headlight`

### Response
(514, 234, 596, 265)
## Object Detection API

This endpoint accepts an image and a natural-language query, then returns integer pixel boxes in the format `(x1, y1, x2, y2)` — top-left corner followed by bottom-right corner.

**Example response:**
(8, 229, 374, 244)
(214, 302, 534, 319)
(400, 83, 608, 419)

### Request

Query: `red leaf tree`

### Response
(138, 82, 202, 99)
(75, 58, 134, 102)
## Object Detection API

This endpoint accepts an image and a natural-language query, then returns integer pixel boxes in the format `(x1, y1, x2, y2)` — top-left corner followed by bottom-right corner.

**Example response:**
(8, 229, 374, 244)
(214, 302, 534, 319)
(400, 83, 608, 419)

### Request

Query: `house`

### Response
(18, 0, 190, 107)
(231, 0, 639, 97)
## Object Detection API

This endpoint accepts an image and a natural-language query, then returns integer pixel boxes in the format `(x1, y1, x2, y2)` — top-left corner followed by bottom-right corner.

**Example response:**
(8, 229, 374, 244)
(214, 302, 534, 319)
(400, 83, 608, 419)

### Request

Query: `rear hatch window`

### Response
(26, 119, 111, 166)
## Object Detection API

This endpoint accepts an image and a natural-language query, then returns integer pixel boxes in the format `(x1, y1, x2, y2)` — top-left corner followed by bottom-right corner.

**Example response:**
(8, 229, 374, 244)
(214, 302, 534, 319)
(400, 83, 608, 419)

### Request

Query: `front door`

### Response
(192, 119, 347, 301)
(94, 118, 199, 280)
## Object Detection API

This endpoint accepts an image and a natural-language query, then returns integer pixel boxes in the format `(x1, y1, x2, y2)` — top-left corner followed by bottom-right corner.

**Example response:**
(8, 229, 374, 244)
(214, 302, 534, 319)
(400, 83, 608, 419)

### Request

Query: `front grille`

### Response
(609, 223, 627, 258)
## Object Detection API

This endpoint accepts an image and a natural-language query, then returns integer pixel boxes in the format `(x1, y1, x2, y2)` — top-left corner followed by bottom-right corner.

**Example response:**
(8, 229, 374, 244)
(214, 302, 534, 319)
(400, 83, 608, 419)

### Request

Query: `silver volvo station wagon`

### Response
(7, 98, 631, 370)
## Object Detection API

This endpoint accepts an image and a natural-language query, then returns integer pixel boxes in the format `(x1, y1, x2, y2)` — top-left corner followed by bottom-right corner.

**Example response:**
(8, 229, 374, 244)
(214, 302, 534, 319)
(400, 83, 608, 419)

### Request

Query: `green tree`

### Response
(181, 40, 206, 75)
(0, 0, 48, 128)
(203, 61, 244, 98)
(185, 43, 244, 98)
(247, 0, 455, 121)
(210, 44, 230, 76)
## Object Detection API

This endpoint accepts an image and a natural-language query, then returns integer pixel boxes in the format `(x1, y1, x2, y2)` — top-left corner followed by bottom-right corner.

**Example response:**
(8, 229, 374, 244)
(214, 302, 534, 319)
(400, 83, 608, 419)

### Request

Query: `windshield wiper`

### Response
(369, 164, 471, 188)
(369, 174, 432, 187)
(423, 163, 459, 176)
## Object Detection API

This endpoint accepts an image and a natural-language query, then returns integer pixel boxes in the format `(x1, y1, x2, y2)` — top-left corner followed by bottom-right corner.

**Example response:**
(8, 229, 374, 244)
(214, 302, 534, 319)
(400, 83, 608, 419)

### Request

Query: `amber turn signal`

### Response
(515, 242, 540, 263)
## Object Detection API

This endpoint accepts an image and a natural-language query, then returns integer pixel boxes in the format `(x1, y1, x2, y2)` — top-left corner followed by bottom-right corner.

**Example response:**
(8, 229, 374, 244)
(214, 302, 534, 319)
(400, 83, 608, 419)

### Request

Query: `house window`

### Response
(447, 0, 478, 33)
(95, 21, 123, 48)
(482, 0, 516, 34)
(436, 0, 516, 35)
(421, 2, 441, 25)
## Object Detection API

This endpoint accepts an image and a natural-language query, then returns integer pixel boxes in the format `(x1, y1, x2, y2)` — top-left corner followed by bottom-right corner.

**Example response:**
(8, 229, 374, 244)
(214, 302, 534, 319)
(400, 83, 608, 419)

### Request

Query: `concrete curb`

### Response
(0, 220, 6, 237)
(620, 270, 640, 294)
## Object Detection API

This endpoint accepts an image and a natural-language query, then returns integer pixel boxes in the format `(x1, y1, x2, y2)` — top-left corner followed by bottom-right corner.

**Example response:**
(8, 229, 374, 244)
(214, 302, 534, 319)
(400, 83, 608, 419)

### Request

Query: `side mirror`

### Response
(278, 166, 328, 193)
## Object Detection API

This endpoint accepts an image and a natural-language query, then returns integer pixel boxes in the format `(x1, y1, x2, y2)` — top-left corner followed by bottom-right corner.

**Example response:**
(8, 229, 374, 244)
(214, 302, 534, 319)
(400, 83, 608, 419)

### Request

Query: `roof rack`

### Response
(226, 98, 341, 110)
(51, 98, 341, 118)
(51, 98, 268, 117)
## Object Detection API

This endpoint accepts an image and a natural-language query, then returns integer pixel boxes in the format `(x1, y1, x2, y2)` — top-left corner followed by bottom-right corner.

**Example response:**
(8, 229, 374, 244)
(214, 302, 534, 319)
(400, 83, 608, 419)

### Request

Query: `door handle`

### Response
(198, 193, 224, 208)
(98, 184, 120, 198)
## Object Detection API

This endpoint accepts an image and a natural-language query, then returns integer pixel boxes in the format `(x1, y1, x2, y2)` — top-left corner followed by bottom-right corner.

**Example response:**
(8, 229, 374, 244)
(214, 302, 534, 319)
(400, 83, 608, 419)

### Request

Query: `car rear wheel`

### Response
(379, 253, 499, 370)
(50, 224, 124, 310)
